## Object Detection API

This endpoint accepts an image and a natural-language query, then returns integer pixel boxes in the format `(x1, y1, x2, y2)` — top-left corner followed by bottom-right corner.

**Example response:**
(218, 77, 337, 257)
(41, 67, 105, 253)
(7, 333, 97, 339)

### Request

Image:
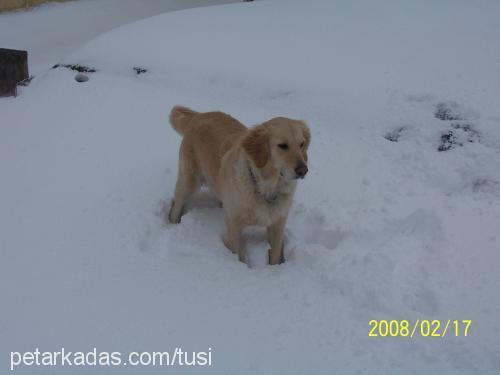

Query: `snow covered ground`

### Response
(0, 0, 236, 75)
(1, 0, 500, 373)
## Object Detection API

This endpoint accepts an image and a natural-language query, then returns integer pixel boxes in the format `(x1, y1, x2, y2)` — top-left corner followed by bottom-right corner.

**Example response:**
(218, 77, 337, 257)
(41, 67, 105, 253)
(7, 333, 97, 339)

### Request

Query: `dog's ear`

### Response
(298, 121, 311, 161)
(300, 121, 311, 148)
(242, 126, 270, 168)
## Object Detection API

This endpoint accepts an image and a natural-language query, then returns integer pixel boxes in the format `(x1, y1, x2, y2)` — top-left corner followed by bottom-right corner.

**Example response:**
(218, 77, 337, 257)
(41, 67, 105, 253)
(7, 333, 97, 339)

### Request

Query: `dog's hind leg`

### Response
(168, 144, 200, 224)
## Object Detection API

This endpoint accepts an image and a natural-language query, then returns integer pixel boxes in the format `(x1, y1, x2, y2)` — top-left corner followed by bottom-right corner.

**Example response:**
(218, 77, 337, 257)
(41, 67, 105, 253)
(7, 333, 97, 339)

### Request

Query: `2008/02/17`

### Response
(368, 320, 472, 338)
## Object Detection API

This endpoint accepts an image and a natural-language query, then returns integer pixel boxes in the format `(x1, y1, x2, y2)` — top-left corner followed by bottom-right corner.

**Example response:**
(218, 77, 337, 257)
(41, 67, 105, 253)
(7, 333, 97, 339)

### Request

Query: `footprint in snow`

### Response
(383, 99, 481, 151)
(434, 101, 481, 151)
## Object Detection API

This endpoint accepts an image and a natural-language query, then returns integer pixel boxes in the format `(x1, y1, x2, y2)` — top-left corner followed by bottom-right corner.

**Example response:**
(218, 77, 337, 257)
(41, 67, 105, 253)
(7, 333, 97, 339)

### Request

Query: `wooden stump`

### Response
(0, 48, 29, 97)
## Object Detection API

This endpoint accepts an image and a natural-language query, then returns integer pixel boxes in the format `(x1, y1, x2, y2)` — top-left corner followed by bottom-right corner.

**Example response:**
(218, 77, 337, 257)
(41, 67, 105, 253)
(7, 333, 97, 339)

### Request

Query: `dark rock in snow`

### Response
(75, 73, 89, 83)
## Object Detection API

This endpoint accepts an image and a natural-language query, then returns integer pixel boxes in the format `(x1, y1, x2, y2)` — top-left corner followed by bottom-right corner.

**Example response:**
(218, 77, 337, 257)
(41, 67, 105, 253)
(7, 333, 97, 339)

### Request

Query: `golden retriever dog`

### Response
(168, 106, 310, 265)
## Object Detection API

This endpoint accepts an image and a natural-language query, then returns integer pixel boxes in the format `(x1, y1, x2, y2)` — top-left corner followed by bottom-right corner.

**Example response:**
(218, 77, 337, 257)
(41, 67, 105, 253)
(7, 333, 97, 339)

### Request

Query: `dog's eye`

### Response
(278, 143, 289, 150)
(300, 142, 305, 148)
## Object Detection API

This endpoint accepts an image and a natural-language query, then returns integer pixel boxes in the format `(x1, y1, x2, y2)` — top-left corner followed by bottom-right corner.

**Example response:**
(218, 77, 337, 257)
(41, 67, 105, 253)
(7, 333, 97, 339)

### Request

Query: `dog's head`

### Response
(243, 117, 310, 180)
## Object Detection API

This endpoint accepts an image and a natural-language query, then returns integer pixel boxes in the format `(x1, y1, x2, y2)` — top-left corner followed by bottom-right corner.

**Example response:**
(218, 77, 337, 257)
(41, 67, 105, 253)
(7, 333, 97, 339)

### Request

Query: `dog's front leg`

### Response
(223, 215, 244, 260)
(267, 217, 286, 265)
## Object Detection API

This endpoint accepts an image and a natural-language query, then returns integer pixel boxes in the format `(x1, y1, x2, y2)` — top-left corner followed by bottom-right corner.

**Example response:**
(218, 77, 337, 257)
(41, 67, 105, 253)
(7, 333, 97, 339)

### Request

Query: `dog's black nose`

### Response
(295, 163, 308, 178)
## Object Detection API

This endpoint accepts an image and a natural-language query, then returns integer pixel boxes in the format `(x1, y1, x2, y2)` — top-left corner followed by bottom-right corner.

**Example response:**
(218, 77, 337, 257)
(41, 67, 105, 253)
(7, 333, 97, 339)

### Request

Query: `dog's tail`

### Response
(169, 106, 198, 136)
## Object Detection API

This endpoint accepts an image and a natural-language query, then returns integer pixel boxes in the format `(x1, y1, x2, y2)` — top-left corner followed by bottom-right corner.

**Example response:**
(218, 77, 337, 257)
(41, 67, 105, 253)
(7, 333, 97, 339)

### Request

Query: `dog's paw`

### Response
(222, 235, 238, 254)
(167, 200, 184, 224)
(268, 248, 285, 265)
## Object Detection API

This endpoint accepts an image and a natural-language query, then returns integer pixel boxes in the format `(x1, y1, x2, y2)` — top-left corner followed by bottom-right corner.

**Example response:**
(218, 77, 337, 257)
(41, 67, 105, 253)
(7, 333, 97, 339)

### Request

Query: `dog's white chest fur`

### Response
(251, 175, 296, 226)
(253, 194, 290, 226)
(220, 155, 296, 227)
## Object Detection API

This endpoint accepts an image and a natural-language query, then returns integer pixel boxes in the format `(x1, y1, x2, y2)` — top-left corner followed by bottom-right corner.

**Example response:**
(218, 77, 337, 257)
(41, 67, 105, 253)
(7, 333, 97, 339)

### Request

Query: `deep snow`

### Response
(0, 0, 236, 75)
(1, 0, 500, 374)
